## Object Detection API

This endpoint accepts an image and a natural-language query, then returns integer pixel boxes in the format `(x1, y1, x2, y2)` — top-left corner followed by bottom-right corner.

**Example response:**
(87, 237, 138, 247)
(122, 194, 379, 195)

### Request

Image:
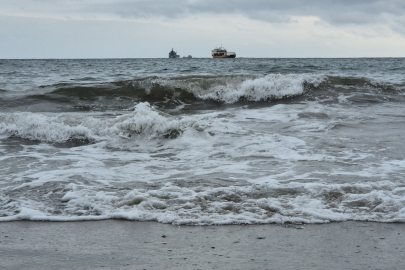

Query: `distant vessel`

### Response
(211, 47, 236, 58)
(183, 55, 192, 58)
(169, 48, 180, 58)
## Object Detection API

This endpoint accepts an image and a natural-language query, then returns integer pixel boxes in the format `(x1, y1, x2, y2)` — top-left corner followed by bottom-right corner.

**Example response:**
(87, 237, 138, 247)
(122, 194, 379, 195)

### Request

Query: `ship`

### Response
(183, 55, 192, 58)
(169, 48, 180, 58)
(211, 46, 236, 58)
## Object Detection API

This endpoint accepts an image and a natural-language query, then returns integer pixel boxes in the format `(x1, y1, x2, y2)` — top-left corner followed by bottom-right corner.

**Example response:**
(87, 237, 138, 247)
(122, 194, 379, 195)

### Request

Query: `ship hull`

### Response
(212, 54, 236, 58)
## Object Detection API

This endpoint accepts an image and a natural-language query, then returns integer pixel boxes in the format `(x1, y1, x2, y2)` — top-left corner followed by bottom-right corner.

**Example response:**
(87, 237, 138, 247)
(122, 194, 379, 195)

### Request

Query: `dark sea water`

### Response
(1, 58, 405, 224)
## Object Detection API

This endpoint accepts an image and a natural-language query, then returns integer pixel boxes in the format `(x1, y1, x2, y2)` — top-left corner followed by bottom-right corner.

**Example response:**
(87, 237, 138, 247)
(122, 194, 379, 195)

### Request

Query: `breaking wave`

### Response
(7, 74, 325, 106)
(3, 74, 404, 112)
(0, 103, 210, 144)
(194, 74, 324, 103)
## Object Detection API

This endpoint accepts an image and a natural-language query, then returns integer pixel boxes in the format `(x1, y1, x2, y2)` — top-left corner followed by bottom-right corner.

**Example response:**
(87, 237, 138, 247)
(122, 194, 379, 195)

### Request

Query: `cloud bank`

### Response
(1, 0, 405, 30)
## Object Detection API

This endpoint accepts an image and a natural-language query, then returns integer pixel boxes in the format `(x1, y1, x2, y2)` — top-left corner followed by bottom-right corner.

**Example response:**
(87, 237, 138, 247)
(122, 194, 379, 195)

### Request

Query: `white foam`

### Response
(0, 112, 95, 143)
(3, 180, 405, 224)
(2, 93, 405, 225)
(0, 103, 211, 145)
(136, 74, 325, 103)
(195, 74, 325, 103)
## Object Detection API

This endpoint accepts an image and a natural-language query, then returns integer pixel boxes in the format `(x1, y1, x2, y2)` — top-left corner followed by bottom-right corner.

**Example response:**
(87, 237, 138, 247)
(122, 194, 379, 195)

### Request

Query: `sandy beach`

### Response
(0, 221, 404, 269)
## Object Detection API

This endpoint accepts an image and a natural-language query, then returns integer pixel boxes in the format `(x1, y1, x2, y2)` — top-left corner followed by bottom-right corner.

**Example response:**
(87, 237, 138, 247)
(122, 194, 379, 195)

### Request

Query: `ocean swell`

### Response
(7, 74, 326, 109)
(5, 74, 403, 111)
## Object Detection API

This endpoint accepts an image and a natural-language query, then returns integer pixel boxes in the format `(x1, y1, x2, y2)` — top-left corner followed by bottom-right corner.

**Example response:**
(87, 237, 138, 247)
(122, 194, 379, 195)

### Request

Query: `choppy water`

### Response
(1, 58, 405, 225)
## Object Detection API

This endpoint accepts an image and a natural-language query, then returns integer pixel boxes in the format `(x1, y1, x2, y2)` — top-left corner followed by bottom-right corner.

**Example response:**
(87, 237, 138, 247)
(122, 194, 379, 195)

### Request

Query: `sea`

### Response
(0, 58, 404, 225)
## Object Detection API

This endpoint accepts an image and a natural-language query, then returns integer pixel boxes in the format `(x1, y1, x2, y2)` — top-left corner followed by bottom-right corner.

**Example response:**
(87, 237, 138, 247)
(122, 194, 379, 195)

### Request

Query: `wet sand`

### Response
(0, 221, 404, 269)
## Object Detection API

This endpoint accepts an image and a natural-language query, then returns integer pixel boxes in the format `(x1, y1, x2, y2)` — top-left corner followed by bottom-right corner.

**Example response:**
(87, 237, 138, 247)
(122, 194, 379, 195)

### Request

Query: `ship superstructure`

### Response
(169, 48, 180, 58)
(211, 47, 236, 58)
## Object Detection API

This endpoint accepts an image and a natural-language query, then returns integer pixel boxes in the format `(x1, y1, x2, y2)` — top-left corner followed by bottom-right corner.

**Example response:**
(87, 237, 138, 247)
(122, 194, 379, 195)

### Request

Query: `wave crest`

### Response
(0, 103, 210, 144)
(0, 113, 94, 143)
(41, 74, 325, 105)
(195, 74, 325, 103)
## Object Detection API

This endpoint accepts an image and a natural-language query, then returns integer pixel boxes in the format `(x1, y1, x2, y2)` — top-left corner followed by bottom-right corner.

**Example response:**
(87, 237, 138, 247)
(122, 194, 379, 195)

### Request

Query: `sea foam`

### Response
(194, 74, 324, 103)
(3, 180, 405, 224)
(123, 74, 325, 104)
(0, 102, 210, 144)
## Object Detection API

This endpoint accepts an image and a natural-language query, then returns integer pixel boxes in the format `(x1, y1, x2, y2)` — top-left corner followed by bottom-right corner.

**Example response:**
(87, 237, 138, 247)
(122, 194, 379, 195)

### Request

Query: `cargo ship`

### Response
(169, 48, 180, 58)
(211, 46, 236, 58)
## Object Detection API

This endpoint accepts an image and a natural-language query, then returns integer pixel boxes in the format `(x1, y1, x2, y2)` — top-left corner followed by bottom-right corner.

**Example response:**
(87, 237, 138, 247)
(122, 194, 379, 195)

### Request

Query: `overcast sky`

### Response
(1, 0, 405, 58)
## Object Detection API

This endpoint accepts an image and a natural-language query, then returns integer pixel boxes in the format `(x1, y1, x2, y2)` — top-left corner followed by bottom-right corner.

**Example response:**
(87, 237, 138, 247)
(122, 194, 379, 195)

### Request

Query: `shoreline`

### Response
(1, 220, 404, 269)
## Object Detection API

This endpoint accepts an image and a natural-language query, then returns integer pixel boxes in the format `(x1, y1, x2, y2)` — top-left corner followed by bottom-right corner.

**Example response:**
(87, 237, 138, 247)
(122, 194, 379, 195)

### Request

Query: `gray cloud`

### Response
(2, 0, 405, 30)
(91, 0, 405, 36)
(94, 0, 405, 25)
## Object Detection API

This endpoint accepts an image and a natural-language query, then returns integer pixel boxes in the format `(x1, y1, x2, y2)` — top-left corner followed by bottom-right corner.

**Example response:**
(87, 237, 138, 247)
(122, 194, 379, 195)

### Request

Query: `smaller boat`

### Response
(183, 55, 192, 58)
(169, 48, 180, 58)
(211, 46, 236, 58)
